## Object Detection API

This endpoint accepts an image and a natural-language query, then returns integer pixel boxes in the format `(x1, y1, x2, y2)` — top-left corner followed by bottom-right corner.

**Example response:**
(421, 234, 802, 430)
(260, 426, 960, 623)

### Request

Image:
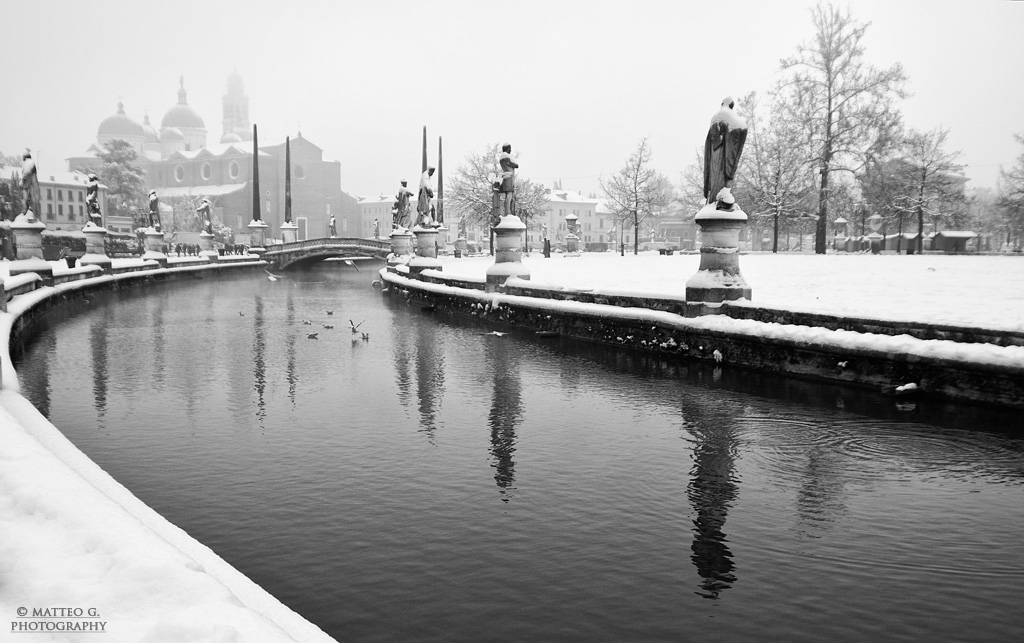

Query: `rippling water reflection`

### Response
(13, 264, 1024, 643)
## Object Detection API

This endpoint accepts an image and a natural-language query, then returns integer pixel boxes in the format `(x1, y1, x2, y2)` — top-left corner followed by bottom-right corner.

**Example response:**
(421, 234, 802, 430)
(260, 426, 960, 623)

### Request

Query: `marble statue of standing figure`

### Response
(196, 198, 213, 234)
(329, 215, 337, 237)
(86, 173, 103, 227)
(148, 190, 161, 231)
(498, 143, 518, 217)
(416, 166, 436, 227)
(703, 96, 748, 211)
(373, 218, 380, 239)
(21, 149, 40, 218)
(395, 180, 413, 229)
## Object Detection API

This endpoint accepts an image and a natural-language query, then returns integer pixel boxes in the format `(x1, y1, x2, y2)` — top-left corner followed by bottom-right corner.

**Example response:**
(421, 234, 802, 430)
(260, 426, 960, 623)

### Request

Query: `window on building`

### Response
(46, 204, 54, 219)
(58, 204, 63, 216)
(68, 206, 75, 221)
(57, 189, 63, 201)
(79, 191, 84, 202)
(174, 165, 184, 183)
(294, 165, 306, 180)
(228, 160, 240, 180)
(47, 188, 53, 199)
(200, 162, 212, 181)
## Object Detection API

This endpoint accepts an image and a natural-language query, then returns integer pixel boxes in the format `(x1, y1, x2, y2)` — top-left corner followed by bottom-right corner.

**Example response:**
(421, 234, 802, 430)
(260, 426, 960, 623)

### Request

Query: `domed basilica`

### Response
(70, 72, 357, 240)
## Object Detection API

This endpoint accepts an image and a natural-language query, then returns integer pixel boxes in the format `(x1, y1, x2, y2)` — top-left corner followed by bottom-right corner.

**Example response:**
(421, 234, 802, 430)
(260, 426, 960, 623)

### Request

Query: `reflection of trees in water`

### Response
(414, 320, 445, 442)
(684, 400, 741, 600)
(486, 339, 522, 502)
(90, 306, 110, 425)
(285, 294, 297, 407)
(797, 445, 847, 537)
(149, 290, 168, 387)
(390, 314, 415, 412)
(252, 296, 266, 427)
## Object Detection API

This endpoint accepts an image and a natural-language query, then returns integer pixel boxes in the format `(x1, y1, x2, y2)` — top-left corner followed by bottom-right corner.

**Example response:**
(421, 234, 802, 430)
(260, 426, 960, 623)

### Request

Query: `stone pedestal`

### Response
(454, 237, 468, 258)
(12, 213, 46, 260)
(867, 232, 883, 254)
(199, 231, 218, 261)
(79, 224, 112, 273)
(485, 215, 530, 292)
(388, 228, 414, 267)
(280, 221, 298, 245)
(409, 225, 442, 276)
(142, 228, 167, 267)
(565, 232, 580, 254)
(9, 212, 53, 282)
(248, 219, 268, 257)
(685, 204, 751, 303)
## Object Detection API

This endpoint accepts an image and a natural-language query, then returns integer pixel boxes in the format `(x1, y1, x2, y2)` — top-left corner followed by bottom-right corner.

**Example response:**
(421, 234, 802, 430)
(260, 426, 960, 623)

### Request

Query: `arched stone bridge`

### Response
(262, 237, 391, 270)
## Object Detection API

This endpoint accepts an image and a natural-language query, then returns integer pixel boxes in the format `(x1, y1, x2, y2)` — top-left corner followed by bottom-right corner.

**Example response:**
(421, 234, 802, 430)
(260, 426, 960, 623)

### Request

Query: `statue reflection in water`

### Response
(684, 398, 741, 599)
(486, 336, 522, 502)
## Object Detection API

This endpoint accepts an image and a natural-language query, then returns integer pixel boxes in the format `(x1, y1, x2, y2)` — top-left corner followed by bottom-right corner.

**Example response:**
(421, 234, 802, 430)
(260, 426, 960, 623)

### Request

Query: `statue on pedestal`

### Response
(86, 174, 103, 227)
(498, 143, 518, 216)
(196, 198, 213, 234)
(329, 215, 337, 237)
(21, 149, 39, 218)
(394, 180, 413, 229)
(703, 97, 748, 211)
(416, 167, 436, 227)
(373, 218, 380, 239)
(148, 190, 161, 231)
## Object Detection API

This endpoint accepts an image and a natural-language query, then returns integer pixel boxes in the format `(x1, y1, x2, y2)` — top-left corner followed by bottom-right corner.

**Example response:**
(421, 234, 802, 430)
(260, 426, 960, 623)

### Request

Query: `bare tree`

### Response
(997, 133, 1024, 250)
(601, 138, 674, 255)
(447, 142, 549, 253)
(737, 92, 816, 252)
(897, 127, 964, 251)
(778, 2, 909, 254)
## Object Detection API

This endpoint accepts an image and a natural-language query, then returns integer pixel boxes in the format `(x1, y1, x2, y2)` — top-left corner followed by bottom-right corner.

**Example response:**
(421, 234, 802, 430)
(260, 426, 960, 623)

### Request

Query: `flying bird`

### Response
(326, 310, 334, 315)
(361, 332, 370, 341)
(343, 259, 361, 272)
(349, 319, 364, 333)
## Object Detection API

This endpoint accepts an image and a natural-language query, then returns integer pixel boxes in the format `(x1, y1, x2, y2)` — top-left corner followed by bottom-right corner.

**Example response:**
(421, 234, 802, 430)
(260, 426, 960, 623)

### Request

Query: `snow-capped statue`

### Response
(86, 174, 102, 227)
(21, 149, 40, 217)
(703, 97, 748, 211)
(148, 190, 161, 231)
(196, 198, 212, 234)
(498, 143, 518, 217)
(416, 166, 436, 227)
(394, 180, 413, 229)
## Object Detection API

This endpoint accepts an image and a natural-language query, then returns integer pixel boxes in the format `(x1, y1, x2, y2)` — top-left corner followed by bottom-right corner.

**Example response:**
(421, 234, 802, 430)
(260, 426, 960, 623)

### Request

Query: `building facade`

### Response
(0, 167, 112, 232)
(69, 72, 358, 241)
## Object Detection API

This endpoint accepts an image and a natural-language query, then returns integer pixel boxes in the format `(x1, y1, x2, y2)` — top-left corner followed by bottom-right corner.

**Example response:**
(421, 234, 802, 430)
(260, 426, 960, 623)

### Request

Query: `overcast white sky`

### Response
(2, 0, 1022, 200)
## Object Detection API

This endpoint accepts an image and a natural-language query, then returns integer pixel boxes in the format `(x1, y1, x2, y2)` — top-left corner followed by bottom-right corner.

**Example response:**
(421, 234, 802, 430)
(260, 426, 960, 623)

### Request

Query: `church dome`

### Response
(220, 131, 243, 143)
(98, 101, 145, 139)
(160, 127, 184, 141)
(160, 76, 205, 130)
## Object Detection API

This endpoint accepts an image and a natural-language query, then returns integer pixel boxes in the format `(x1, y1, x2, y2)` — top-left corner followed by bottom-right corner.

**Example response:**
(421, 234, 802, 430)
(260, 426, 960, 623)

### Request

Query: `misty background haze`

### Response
(2, 0, 1022, 199)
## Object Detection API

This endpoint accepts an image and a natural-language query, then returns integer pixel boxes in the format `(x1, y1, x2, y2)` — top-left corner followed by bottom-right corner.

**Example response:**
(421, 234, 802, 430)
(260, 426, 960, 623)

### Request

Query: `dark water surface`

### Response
(14, 264, 1024, 642)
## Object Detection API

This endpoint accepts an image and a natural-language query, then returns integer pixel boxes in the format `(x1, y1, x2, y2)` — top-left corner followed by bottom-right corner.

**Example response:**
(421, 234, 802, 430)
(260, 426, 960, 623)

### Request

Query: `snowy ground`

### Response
(438, 251, 1024, 332)
(1, 250, 1021, 642)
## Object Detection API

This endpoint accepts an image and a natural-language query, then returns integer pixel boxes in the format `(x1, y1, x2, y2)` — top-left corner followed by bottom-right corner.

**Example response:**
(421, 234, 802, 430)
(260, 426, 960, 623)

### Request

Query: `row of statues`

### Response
(392, 166, 438, 230)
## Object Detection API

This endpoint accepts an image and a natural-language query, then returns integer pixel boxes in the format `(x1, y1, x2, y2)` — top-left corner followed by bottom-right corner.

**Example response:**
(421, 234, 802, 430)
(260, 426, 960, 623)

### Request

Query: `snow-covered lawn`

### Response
(437, 251, 1024, 332)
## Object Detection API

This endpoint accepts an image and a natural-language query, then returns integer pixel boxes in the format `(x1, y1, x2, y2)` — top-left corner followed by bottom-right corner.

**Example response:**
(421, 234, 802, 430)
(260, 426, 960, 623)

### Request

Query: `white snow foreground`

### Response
(0, 390, 335, 642)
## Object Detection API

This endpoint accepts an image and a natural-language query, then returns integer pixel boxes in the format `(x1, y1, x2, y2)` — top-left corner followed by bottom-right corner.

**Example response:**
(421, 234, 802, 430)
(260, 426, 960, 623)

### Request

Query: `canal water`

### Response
(14, 264, 1024, 642)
